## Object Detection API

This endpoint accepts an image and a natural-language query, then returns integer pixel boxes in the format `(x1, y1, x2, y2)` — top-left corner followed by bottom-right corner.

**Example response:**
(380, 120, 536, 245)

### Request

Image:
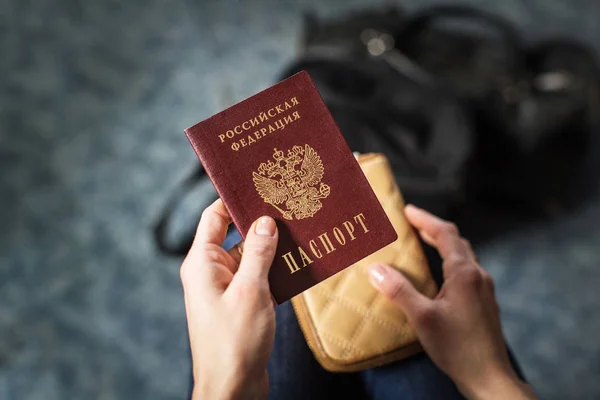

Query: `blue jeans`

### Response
(216, 230, 525, 400)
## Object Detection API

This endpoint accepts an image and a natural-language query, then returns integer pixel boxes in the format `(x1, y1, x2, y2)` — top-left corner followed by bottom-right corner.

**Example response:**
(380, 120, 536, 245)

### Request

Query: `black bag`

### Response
(153, 5, 600, 255)
(395, 5, 600, 212)
(281, 7, 474, 216)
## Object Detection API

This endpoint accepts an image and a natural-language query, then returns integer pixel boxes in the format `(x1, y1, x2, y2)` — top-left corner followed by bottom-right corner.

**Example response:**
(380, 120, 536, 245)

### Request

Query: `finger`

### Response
(460, 238, 490, 278)
(368, 264, 432, 322)
(230, 216, 278, 284)
(181, 200, 234, 294)
(461, 238, 477, 262)
(227, 240, 244, 266)
(193, 199, 232, 249)
(417, 229, 435, 247)
(180, 256, 228, 299)
(481, 269, 496, 296)
(405, 205, 470, 265)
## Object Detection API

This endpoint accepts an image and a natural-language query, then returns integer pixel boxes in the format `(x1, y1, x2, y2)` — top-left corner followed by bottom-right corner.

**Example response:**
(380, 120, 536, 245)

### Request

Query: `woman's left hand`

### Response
(180, 199, 278, 400)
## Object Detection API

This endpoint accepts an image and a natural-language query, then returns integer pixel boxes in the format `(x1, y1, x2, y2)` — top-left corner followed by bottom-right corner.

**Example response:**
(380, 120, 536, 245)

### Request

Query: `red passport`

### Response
(185, 71, 397, 304)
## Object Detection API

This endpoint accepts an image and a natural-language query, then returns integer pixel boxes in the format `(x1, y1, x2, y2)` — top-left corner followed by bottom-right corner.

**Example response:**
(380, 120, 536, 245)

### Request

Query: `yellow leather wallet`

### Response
(291, 153, 438, 372)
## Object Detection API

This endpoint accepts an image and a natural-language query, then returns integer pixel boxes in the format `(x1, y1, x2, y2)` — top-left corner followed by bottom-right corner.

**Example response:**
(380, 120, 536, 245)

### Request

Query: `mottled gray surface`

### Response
(1, 0, 599, 399)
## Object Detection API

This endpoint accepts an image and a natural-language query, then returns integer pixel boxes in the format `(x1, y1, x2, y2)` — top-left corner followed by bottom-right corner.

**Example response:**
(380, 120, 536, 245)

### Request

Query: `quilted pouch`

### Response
(291, 153, 438, 372)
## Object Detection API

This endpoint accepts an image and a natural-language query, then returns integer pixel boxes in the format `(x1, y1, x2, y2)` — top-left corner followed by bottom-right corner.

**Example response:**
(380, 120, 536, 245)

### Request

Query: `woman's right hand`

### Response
(368, 205, 537, 400)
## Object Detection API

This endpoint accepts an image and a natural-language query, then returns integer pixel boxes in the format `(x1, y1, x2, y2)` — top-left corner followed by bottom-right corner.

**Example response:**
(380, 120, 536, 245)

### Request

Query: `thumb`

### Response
(368, 264, 431, 321)
(233, 216, 278, 283)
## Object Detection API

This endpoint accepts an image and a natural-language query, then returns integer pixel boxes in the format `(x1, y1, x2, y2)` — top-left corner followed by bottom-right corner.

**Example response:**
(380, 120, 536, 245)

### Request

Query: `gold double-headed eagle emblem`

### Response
(252, 144, 331, 220)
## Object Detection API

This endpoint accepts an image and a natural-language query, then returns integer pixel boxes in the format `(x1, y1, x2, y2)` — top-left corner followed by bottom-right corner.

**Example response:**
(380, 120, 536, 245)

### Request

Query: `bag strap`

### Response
(152, 165, 208, 256)
(397, 4, 524, 59)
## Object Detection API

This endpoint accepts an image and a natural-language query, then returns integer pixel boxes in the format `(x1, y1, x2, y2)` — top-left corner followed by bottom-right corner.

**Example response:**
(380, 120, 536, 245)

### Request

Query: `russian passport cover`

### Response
(184, 71, 397, 304)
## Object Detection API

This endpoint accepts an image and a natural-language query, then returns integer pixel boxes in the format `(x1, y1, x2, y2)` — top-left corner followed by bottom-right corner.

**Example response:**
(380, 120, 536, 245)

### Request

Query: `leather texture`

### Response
(291, 153, 438, 372)
(185, 71, 397, 304)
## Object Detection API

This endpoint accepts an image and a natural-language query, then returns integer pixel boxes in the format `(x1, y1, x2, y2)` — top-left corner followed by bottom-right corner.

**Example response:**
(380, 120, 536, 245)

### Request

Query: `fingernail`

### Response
(405, 204, 424, 214)
(255, 216, 276, 237)
(405, 204, 431, 221)
(369, 264, 387, 285)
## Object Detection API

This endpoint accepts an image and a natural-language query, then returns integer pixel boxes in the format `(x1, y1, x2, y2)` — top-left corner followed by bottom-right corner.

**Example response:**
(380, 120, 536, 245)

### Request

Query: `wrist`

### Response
(193, 373, 241, 400)
(193, 382, 241, 400)
(459, 367, 536, 400)
(193, 371, 266, 400)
